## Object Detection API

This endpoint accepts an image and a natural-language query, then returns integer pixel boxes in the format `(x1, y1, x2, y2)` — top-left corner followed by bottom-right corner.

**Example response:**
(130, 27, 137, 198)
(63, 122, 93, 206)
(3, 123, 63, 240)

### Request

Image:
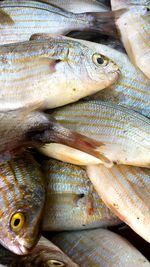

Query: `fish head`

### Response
(0, 154, 46, 255)
(67, 41, 120, 91)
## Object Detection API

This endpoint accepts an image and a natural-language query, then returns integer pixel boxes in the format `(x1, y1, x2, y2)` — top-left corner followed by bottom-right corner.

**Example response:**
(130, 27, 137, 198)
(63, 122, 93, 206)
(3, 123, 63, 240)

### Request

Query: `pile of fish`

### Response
(0, 0, 149, 266)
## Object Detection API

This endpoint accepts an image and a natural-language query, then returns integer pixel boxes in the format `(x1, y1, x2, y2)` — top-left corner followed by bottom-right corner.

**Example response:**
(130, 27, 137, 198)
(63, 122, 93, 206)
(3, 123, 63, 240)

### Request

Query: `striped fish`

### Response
(87, 164, 150, 243)
(111, 0, 150, 79)
(77, 37, 150, 118)
(0, 36, 119, 112)
(41, 101, 150, 168)
(0, 152, 46, 255)
(42, 159, 120, 231)
(52, 229, 150, 267)
(0, 0, 116, 45)
(0, 236, 79, 266)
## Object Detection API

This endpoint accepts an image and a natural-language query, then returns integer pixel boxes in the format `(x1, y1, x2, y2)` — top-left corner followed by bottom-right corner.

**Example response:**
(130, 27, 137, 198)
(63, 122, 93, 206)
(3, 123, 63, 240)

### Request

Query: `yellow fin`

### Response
(0, 9, 14, 25)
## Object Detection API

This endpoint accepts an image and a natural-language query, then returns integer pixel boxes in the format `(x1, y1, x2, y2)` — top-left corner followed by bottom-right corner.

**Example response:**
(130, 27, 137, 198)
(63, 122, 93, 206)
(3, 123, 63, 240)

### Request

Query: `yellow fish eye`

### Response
(92, 53, 108, 67)
(47, 259, 65, 266)
(10, 212, 25, 232)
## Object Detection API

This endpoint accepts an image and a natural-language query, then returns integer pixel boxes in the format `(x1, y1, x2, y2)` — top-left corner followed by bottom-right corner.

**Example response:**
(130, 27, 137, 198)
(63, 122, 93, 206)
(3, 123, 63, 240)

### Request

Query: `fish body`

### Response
(87, 164, 150, 243)
(111, 0, 150, 79)
(52, 229, 150, 267)
(0, 152, 46, 255)
(0, 236, 79, 266)
(42, 159, 120, 231)
(48, 101, 150, 168)
(0, 36, 119, 112)
(0, 0, 116, 45)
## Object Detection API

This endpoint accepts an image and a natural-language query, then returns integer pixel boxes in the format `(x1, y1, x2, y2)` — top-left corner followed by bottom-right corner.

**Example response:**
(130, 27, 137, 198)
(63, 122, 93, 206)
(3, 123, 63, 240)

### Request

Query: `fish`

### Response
(35, 0, 110, 13)
(87, 164, 150, 243)
(0, 236, 79, 266)
(42, 159, 120, 231)
(0, 0, 117, 46)
(52, 229, 150, 267)
(0, 36, 119, 112)
(111, 0, 150, 79)
(0, 152, 46, 255)
(41, 100, 150, 168)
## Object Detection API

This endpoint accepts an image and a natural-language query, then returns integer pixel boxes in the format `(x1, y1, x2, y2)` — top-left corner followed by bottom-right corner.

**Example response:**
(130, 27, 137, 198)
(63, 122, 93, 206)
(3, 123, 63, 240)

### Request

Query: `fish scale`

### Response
(51, 100, 150, 167)
(42, 159, 120, 231)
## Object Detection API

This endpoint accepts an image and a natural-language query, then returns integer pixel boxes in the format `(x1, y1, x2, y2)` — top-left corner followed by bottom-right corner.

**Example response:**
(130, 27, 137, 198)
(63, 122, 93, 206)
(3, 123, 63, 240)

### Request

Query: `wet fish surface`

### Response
(52, 229, 150, 267)
(0, 152, 46, 255)
(111, 0, 150, 79)
(87, 164, 150, 243)
(0, 0, 116, 45)
(42, 159, 120, 231)
(46, 100, 150, 168)
(0, 36, 119, 112)
(0, 236, 79, 266)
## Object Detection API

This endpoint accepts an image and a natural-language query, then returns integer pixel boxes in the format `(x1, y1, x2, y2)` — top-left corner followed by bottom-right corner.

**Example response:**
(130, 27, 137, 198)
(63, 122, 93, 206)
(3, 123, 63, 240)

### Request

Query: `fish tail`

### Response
(27, 117, 112, 167)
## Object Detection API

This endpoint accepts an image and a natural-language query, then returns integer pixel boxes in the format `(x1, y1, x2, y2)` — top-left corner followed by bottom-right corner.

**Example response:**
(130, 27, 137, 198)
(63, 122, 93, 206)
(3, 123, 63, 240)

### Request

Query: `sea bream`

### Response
(111, 0, 150, 79)
(0, 0, 117, 45)
(0, 36, 119, 112)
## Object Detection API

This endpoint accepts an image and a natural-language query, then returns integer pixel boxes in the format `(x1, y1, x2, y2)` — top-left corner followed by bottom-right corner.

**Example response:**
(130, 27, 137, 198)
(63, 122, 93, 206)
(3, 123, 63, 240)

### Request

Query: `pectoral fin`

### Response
(0, 10, 14, 25)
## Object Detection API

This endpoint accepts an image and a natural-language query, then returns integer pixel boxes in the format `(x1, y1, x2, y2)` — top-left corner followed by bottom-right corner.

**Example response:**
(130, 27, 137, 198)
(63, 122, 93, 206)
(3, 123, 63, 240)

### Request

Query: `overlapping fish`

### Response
(40, 101, 150, 168)
(42, 159, 120, 231)
(0, 236, 79, 266)
(52, 229, 150, 267)
(0, 0, 117, 45)
(0, 36, 119, 112)
(0, 152, 46, 255)
(111, 0, 150, 79)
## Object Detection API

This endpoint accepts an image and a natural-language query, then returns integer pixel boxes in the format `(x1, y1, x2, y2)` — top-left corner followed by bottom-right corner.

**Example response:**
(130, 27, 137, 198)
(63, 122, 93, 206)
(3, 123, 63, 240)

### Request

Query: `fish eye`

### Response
(92, 53, 108, 67)
(10, 212, 25, 232)
(47, 259, 65, 266)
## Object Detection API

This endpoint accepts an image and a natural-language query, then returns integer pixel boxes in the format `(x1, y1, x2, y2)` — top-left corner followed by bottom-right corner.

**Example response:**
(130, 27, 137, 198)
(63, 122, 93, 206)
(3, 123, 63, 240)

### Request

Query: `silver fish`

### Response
(87, 164, 150, 243)
(0, 152, 46, 255)
(0, 36, 119, 112)
(41, 101, 150, 168)
(111, 0, 150, 79)
(42, 159, 120, 231)
(52, 229, 150, 267)
(0, 0, 117, 45)
(0, 236, 79, 266)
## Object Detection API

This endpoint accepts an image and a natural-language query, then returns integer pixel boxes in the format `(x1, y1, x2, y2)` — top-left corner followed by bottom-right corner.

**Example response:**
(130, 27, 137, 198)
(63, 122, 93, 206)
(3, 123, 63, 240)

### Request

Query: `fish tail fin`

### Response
(84, 9, 126, 37)
(27, 118, 113, 167)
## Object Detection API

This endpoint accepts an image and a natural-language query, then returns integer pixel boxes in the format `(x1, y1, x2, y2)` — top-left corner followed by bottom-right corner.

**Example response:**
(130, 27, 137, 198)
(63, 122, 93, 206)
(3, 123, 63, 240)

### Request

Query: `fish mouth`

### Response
(13, 237, 36, 255)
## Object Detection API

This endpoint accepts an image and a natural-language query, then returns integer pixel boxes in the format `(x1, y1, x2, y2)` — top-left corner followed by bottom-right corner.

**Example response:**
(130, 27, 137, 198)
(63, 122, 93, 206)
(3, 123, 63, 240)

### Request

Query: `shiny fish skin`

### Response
(42, 159, 120, 231)
(87, 164, 150, 243)
(50, 101, 150, 168)
(111, 0, 150, 79)
(0, 37, 119, 112)
(76, 38, 150, 118)
(42, 0, 109, 13)
(52, 229, 150, 267)
(0, 0, 116, 45)
(0, 236, 79, 267)
(0, 152, 46, 255)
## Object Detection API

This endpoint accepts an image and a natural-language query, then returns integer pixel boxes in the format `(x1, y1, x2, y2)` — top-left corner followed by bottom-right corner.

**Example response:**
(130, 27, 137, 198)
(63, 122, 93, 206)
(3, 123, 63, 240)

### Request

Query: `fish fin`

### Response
(0, 10, 14, 25)
(84, 10, 126, 37)
(29, 33, 58, 41)
(27, 118, 113, 167)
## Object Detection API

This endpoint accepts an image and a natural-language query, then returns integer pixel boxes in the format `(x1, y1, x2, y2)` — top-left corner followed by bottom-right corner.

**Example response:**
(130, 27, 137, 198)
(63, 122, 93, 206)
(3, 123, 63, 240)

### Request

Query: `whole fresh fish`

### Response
(0, 36, 119, 112)
(52, 229, 150, 267)
(87, 164, 150, 242)
(0, 152, 46, 255)
(0, 0, 117, 46)
(0, 236, 79, 266)
(42, 101, 150, 168)
(42, 159, 120, 231)
(111, 0, 150, 79)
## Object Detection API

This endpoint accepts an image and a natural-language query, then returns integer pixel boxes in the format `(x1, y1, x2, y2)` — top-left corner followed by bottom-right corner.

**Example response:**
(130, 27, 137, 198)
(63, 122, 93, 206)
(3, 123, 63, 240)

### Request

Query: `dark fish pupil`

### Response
(14, 219, 20, 227)
(97, 57, 104, 65)
(146, 7, 150, 12)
